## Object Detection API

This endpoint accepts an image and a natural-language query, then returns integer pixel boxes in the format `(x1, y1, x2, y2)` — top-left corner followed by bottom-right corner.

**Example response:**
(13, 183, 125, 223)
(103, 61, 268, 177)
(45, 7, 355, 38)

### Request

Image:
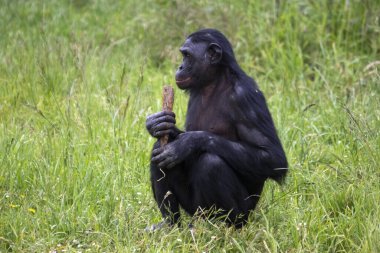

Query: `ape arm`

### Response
(151, 86, 288, 182)
(151, 126, 287, 182)
(205, 125, 287, 181)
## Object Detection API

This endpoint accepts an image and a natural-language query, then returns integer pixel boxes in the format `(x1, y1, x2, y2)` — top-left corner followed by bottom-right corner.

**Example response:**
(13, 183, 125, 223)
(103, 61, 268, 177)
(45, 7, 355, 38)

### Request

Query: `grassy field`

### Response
(1, 0, 379, 252)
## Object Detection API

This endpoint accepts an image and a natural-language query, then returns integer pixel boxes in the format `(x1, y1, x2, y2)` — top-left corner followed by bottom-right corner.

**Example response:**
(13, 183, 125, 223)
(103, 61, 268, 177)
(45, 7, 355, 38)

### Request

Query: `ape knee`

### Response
(198, 153, 226, 173)
(190, 153, 228, 185)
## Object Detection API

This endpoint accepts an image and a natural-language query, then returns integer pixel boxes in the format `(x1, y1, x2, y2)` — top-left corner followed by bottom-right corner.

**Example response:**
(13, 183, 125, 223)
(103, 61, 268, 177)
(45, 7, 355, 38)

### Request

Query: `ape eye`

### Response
(183, 52, 190, 58)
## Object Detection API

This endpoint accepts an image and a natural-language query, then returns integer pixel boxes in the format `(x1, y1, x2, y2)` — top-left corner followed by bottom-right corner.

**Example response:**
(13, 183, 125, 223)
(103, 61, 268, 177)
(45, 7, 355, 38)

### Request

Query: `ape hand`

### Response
(146, 111, 181, 139)
(151, 132, 199, 169)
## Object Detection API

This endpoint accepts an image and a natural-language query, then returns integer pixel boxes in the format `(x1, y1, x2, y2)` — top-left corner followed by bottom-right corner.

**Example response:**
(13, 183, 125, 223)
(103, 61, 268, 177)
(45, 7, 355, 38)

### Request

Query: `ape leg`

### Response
(150, 142, 180, 225)
(185, 153, 257, 227)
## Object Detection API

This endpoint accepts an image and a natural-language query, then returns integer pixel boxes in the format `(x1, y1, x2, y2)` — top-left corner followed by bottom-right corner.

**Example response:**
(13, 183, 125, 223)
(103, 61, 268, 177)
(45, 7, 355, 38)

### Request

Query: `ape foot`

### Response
(144, 221, 169, 232)
(144, 219, 178, 232)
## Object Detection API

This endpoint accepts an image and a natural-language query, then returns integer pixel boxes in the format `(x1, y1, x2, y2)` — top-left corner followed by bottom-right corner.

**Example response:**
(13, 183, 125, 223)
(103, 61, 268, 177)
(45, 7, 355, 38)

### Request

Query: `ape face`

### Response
(175, 38, 222, 90)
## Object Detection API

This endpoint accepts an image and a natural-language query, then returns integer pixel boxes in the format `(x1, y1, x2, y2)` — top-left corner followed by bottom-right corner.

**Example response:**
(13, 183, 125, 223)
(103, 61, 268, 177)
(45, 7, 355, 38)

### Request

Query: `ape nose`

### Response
(178, 65, 183, 70)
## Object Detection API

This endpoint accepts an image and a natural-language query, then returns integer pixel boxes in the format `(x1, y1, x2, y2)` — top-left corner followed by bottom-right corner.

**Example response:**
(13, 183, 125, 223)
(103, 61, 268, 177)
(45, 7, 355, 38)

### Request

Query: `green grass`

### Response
(0, 0, 379, 252)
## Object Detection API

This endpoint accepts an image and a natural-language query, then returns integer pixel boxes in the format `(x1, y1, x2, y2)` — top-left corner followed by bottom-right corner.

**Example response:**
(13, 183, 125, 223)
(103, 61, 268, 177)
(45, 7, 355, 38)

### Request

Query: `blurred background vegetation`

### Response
(0, 0, 379, 252)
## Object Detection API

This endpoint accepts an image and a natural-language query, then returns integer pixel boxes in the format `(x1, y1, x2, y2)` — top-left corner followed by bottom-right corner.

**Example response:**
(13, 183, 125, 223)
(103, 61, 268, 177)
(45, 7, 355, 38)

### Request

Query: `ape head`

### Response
(175, 29, 239, 90)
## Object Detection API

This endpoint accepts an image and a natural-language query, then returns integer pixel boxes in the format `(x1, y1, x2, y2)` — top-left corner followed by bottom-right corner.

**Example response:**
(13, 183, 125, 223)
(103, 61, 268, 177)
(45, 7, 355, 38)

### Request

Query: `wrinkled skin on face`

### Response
(175, 39, 222, 90)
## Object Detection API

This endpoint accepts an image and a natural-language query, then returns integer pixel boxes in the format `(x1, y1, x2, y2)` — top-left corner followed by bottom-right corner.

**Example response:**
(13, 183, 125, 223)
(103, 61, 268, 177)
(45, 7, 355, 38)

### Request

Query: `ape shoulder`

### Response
(228, 80, 262, 123)
(229, 77, 261, 101)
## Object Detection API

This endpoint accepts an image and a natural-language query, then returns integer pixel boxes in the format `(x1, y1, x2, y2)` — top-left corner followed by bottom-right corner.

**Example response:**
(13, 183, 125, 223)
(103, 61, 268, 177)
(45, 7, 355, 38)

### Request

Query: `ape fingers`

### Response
(146, 111, 176, 126)
(151, 146, 178, 169)
(151, 147, 168, 166)
(146, 111, 177, 138)
(152, 122, 176, 137)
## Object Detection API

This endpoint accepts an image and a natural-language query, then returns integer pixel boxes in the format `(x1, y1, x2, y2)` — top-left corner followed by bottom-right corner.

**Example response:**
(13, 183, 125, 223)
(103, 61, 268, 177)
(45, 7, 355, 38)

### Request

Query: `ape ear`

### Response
(207, 43, 222, 64)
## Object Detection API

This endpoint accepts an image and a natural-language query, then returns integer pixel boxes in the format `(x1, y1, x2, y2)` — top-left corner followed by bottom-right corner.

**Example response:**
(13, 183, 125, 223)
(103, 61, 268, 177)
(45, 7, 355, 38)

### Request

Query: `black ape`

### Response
(146, 29, 287, 228)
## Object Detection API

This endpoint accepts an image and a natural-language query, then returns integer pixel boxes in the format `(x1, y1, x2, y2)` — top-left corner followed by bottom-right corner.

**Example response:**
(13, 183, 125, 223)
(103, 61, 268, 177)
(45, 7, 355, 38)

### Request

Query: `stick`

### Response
(160, 85, 174, 147)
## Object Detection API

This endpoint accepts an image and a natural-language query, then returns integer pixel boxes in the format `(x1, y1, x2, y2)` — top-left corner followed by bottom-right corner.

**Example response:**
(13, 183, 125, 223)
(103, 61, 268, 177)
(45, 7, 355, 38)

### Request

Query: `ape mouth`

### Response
(175, 77, 192, 84)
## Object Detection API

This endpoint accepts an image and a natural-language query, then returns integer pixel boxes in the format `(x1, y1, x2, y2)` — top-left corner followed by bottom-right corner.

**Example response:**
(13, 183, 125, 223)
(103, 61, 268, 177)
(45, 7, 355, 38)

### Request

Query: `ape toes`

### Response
(144, 220, 172, 232)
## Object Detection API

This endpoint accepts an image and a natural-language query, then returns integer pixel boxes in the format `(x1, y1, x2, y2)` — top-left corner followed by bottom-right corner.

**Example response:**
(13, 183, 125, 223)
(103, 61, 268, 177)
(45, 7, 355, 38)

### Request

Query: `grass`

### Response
(0, 0, 379, 252)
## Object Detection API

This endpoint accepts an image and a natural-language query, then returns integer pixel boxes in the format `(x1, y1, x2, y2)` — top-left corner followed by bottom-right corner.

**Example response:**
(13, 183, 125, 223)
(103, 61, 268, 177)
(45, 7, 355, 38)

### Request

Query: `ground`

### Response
(0, 0, 379, 252)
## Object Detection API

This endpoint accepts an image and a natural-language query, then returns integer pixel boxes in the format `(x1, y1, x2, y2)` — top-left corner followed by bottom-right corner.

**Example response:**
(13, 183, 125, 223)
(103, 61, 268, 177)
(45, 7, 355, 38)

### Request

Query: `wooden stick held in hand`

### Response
(160, 85, 174, 147)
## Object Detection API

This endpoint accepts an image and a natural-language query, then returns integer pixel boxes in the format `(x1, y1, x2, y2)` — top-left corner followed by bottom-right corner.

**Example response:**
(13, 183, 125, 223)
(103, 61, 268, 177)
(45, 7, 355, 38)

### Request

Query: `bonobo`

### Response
(146, 28, 287, 228)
